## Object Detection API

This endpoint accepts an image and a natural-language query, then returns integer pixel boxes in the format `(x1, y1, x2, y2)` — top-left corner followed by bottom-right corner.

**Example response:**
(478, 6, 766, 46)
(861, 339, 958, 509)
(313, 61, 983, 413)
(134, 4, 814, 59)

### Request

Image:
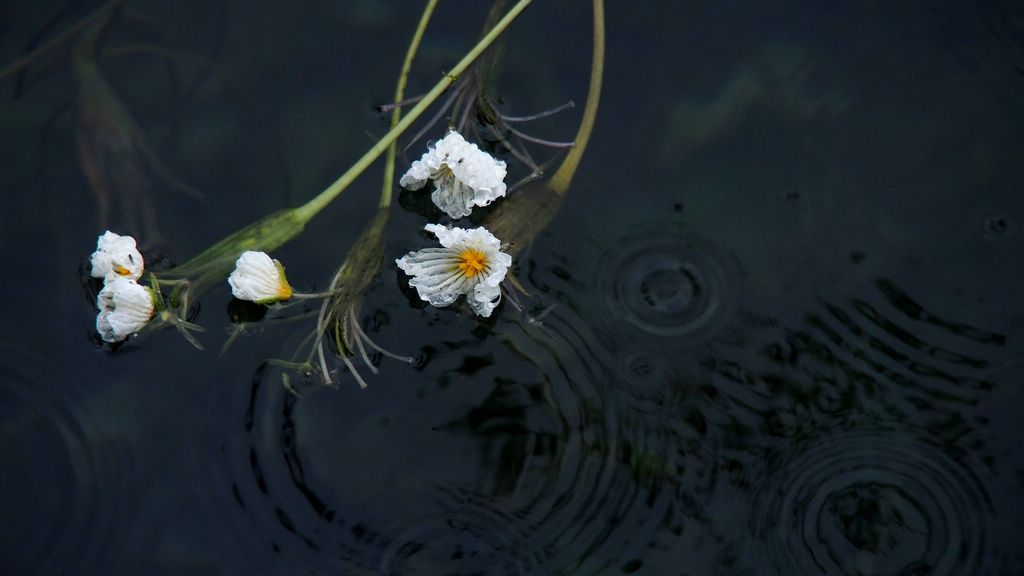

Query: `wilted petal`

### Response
(400, 131, 507, 218)
(468, 279, 502, 317)
(90, 230, 144, 282)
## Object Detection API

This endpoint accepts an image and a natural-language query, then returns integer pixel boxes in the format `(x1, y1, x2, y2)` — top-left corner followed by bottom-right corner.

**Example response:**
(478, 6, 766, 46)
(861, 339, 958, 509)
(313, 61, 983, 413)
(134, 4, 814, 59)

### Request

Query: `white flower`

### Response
(228, 251, 294, 304)
(96, 277, 156, 343)
(396, 224, 512, 317)
(400, 130, 507, 218)
(90, 230, 144, 282)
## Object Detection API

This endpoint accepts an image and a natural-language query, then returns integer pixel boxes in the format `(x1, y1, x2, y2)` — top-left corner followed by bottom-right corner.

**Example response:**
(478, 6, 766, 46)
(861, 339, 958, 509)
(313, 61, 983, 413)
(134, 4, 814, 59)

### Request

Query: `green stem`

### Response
(295, 0, 533, 223)
(548, 0, 604, 194)
(381, 0, 438, 208)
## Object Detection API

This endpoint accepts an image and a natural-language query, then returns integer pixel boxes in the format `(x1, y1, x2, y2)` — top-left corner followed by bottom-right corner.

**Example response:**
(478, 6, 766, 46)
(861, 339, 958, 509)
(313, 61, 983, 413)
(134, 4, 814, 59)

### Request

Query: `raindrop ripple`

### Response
(594, 225, 740, 347)
(751, 429, 996, 576)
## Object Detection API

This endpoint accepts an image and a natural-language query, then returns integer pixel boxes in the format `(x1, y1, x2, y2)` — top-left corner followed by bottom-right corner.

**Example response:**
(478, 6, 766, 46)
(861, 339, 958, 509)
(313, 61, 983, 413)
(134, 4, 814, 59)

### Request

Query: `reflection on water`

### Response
(225, 209, 1012, 574)
(375, 505, 532, 575)
(236, 297, 673, 573)
(4, 0, 1024, 573)
(701, 273, 1007, 574)
(610, 342, 702, 414)
(514, 216, 1008, 573)
(664, 45, 848, 154)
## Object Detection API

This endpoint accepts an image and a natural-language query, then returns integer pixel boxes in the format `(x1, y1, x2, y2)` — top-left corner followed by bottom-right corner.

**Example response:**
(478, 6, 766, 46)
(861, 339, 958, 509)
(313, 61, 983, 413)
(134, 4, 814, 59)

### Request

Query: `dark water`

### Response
(2, 0, 1024, 574)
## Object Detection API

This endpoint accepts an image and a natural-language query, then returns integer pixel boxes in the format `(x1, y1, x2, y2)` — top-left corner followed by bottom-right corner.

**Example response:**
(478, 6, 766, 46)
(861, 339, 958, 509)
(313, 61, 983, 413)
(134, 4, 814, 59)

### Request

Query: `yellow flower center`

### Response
(113, 264, 131, 276)
(457, 248, 488, 277)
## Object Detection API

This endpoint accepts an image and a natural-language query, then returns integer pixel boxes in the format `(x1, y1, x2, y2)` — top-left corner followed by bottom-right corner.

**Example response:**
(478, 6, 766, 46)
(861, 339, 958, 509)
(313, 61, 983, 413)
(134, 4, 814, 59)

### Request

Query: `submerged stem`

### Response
(0, 0, 125, 82)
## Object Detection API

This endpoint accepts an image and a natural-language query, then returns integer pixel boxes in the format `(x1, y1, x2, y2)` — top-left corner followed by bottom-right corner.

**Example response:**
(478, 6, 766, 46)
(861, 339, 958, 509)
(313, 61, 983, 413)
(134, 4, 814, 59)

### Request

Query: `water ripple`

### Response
(231, 273, 694, 574)
(495, 294, 716, 573)
(593, 224, 741, 348)
(236, 336, 578, 573)
(750, 429, 997, 576)
(376, 490, 542, 575)
(701, 277, 1004, 447)
(0, 344, 131, 574)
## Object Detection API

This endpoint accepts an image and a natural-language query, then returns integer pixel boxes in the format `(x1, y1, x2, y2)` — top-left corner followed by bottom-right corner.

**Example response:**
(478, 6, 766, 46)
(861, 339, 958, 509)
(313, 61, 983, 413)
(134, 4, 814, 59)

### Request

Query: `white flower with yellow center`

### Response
(96, 277, 156, 343)
(396, 224, 512, 317)
(228, 251, 294, 304)
(90, 230, 144, 282)
(400, 130, 507, 218)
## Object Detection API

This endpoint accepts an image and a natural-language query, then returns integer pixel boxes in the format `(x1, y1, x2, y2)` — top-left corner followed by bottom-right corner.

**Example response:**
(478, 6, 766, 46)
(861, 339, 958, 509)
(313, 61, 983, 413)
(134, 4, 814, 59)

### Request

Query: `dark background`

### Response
(1, 1, 1022, 574)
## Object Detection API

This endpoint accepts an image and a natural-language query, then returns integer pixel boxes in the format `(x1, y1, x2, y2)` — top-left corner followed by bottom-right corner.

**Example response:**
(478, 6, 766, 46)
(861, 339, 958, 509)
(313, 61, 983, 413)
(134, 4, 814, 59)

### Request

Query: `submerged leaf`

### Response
(323, 208, 391, 356)
(479, 182, 563, 257)
(74, 7, 201, 239)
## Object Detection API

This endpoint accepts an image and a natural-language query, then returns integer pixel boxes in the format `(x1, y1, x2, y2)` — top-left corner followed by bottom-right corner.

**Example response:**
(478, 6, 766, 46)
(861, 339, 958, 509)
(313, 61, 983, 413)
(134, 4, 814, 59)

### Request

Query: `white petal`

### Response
(463, 226, 505, 253)
(96, 277, 155, 342)
(396, 247, 466, 308)
(402, 130, 507, 218)
(425, 224, 501, 252)
(228, 251, 293, 303)
(90, 230, 144, 282)
(468, 280, 502, 317)
(467, 245, 511, 317)
(431, 173, 477, 219)
(423, 223, 457, 247)
(397, 224, 512, 317)
(480, 251, 513, 288)
(399, 136, 450, 191)
(399, 159, 432, 190)
(450, 150, 507, 209)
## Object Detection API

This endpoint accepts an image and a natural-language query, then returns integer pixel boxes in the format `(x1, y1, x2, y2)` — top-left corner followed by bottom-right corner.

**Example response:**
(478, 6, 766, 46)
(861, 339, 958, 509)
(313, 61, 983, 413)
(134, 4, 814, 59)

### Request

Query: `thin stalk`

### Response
(403, 80, 465, 152)
(504, 123, 575, 148)
(381, 0, 438, 208)
(349, 314, 378, 374)
(500, 100, 575, 122)
(295, 0, 533, 223)
(548, 0, 603, 194)
(351, 318, 415, 363)
(378, 94, 425, 113)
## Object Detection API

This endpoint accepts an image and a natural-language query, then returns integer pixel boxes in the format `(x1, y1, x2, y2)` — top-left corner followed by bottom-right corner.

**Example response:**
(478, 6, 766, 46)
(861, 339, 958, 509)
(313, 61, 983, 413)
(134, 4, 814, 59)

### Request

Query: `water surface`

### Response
(2, 1, 1023, 574)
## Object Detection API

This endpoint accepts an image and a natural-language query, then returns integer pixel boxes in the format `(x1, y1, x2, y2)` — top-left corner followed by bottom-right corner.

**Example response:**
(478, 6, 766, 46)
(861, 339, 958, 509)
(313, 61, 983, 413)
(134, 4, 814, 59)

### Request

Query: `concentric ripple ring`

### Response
(751, 430, 995, 576)
(594, 225, 740, 346)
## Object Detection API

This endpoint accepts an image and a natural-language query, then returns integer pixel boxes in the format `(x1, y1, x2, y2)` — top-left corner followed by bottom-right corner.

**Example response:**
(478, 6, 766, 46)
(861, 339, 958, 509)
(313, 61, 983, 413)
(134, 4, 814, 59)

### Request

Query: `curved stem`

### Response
(548, 0, 604, 194)
(294, 0, 533, 223)
(381, 0, 438, 208)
